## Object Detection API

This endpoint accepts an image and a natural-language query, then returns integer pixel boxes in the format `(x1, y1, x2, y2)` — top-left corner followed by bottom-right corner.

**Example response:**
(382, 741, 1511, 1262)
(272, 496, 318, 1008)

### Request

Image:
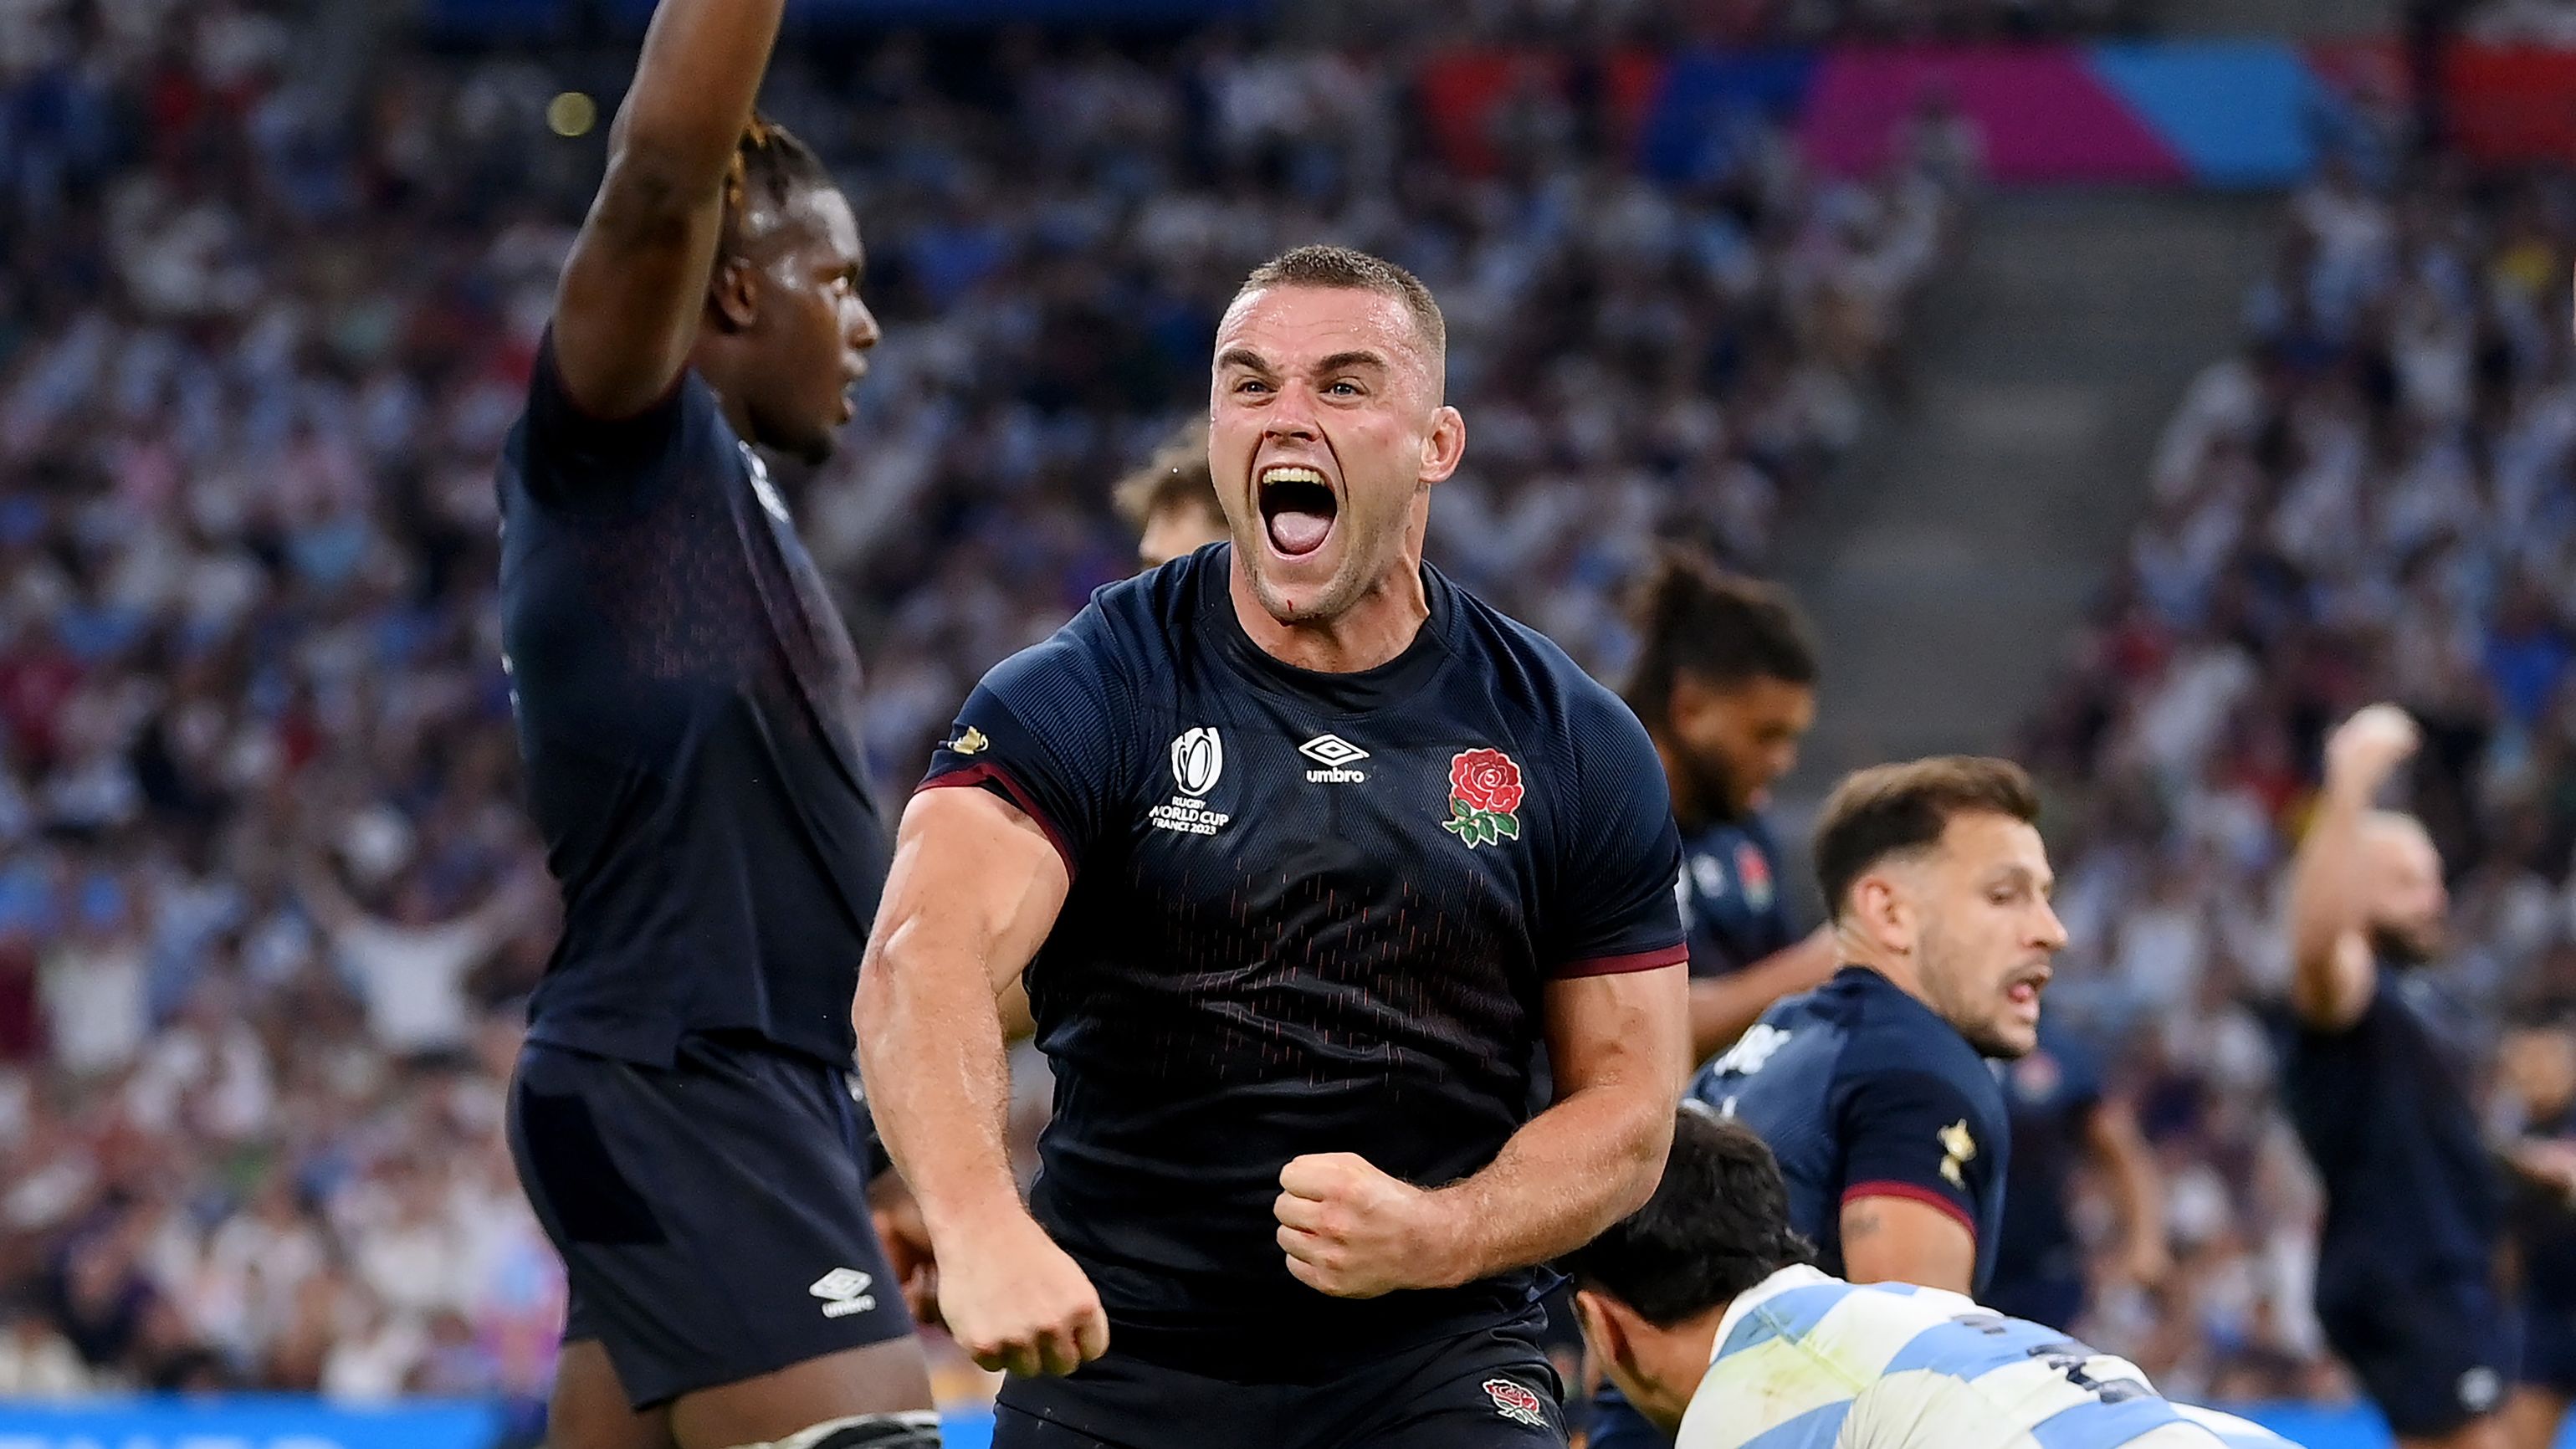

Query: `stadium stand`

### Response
(2024, 154, 2576, 1401)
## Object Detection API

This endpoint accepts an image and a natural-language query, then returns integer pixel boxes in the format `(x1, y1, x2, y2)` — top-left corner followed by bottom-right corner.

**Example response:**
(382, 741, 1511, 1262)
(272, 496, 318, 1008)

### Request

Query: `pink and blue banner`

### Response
(1424, 39, 2338, 190)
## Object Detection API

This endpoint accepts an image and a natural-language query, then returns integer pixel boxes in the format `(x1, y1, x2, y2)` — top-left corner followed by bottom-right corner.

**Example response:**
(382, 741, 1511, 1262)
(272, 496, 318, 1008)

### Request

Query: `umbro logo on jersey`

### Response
(1298, 733, 1369, 784)
(807, 1267, 878, 1318)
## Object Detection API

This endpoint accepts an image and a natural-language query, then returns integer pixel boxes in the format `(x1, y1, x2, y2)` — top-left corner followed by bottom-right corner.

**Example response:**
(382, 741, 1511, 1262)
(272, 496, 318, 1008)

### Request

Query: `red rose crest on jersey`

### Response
(1442, 749, 1525, 848)
(1735, 840, 1775, 910)
(1483, 1377, 1547, 1427)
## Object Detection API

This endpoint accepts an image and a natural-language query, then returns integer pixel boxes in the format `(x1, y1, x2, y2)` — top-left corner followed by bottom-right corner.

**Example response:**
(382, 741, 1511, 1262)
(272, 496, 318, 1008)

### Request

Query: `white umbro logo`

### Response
(808, 1267, 878, 1318)
(1298, 735, 1369, 767)
(1299, 734, 1370, 784)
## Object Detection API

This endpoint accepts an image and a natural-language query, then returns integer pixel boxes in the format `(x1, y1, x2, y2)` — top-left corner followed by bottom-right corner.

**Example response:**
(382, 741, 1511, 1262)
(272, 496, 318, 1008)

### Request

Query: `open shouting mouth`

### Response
(1258, 464, 1339, 559)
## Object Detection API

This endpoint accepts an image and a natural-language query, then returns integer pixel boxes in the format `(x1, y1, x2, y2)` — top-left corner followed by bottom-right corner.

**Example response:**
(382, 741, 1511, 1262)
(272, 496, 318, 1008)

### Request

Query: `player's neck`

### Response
(1840, 938, 1922, 998)
(1228, 552, 1431, 675)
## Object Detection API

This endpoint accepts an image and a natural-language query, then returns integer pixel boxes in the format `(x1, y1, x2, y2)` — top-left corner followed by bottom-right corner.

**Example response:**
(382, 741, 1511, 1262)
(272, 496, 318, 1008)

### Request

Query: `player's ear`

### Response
(709, 253, 761, 333)
(1570, 1288, 1621, 1361)
(1417, 404, 1466, 486)
(1853, 873, 1911, 954)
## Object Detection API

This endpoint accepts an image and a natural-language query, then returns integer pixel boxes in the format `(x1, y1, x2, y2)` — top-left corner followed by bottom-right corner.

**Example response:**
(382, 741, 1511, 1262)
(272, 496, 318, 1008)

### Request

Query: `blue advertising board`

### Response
(0, 1397, 502, 1449)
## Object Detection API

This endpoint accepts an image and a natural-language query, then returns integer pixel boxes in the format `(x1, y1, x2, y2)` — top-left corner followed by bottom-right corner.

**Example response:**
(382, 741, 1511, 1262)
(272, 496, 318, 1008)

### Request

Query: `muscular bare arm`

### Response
(853, 786, 1104, 1377)
(551, 0, 785, 418)
(1274, 965, 1688, 1297)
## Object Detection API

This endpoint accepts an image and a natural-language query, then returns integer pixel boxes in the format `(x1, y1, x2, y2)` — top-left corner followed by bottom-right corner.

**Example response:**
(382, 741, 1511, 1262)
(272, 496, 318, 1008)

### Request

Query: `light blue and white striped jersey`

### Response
(1678, 1267, 2299, 1449)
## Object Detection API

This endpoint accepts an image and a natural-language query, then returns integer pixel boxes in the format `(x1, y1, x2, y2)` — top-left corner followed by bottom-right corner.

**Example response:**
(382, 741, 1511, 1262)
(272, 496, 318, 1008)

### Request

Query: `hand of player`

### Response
(2324, 704, 2419, 799)
(932, 1209, 1109, 1378)
(1274, 1152, 1453, 1299)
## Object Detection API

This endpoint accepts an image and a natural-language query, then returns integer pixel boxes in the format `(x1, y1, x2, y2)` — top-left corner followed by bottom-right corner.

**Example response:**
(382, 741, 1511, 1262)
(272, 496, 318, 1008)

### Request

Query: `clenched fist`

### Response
(935, 1210, 1109, 1378)
(1273, 1152, 1459, 1299)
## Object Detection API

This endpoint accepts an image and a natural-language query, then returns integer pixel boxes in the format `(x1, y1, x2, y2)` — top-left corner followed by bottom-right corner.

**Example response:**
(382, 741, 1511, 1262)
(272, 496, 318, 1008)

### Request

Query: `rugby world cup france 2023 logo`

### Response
(1170, 726, 1224, 798)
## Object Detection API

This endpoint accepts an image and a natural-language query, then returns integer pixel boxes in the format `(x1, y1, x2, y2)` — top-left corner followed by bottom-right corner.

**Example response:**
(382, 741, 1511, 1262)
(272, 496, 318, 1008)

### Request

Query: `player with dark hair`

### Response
(2279, 704, 2507, 1449)
(1588, 756, 2061, 1449)
(1622, 550, 1835, 1064)
(1565, 1110, 2295, 1449)
(1112, 418, 1227, 570)
(858, 243, 1689, 1446)
(492, 3, 934, 1446)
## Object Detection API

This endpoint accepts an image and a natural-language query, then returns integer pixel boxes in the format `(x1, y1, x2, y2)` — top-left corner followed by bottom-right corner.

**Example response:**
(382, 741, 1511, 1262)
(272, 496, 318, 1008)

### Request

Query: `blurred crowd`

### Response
(2021, 148, 2576, 1400)
(0, 0, 1974, 1416)
(1330, 0, 2149, 44)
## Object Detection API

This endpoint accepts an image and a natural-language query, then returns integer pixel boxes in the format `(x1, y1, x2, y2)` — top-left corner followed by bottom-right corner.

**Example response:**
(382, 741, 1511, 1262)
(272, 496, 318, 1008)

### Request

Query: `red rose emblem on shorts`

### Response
(1443, 749, 1525, 848)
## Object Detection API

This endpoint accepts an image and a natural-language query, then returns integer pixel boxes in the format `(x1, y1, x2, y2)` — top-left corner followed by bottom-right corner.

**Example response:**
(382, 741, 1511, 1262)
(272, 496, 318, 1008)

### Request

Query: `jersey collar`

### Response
(1200, 550, 1459, 715)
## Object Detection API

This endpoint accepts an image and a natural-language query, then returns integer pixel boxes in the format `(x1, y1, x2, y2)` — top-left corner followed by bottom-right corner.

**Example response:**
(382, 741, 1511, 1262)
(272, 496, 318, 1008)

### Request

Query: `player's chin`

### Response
(782, 419, 841, 468)
(1248, 538, 1352, 620)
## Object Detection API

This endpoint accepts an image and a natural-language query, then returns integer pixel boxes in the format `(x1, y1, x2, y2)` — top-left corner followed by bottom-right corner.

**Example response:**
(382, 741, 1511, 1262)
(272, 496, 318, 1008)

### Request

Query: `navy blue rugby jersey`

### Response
(1990, 1019, 2107, 1301)
(1687, 965, 2011, 1294)
(496, 339, 888, 1069)
(2280, 966, 2501, 1282)
(1677, 813, 1796, 978)
(919, 545, 1686, 1379)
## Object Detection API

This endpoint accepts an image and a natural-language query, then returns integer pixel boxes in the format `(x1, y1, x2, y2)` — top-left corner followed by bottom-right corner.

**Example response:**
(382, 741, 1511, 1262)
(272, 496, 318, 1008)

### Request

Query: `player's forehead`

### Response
(1214, 284, 1426, 379)
(773, 186, 863, 269)
(1933, 811, 2051, 885)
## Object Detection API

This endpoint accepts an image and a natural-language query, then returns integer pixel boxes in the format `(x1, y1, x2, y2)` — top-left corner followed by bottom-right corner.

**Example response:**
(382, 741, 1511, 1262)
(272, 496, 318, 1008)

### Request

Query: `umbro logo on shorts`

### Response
(808, 1267, 878, 1318)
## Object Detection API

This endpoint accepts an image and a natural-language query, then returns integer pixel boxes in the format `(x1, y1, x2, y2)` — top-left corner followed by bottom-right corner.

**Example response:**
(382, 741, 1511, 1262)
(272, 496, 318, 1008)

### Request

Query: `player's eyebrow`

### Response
(1984, 863, 2055, 898)
(1216, 347, 1275, 376)
(1314, 350, 1389, 376)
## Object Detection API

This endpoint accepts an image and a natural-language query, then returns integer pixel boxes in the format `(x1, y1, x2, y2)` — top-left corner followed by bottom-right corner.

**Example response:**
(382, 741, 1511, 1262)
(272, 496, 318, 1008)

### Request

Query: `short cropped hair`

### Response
(1563, 1108, 1814, 1327)
(1236, 244, 1448, 368)
(1111, 418, 1219, 531)
(1623, 549, 1818, 728)
(721, 114, 837, 260)
(1811, 756, 2041, 920)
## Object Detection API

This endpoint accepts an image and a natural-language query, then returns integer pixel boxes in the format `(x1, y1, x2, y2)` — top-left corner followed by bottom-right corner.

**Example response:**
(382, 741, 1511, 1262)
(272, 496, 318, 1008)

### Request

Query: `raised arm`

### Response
(853, 786, 1106, 1378)
(1272, 965, 1688, 1298)
(2287, 704, 2417, 1031)
(551, 0, 786, 418)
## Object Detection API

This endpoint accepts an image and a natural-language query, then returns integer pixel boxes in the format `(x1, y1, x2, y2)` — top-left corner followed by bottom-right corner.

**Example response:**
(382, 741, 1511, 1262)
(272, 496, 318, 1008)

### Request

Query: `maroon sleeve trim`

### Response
(919, 763, 1078, 883)
(1552, 942, 1688, 980)
(1841, 1180, 1978, 1238)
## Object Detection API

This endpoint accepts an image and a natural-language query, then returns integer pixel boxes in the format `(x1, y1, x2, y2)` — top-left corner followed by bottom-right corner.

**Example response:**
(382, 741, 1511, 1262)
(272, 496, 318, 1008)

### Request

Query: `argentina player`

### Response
(492, 3, 935, 1446)
(1565, 1110, 2302, 1449)
(1585, 757, 2061, 1449)
(858, 245, 1690, 1447)
(2280, 704, 2507, 1449)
